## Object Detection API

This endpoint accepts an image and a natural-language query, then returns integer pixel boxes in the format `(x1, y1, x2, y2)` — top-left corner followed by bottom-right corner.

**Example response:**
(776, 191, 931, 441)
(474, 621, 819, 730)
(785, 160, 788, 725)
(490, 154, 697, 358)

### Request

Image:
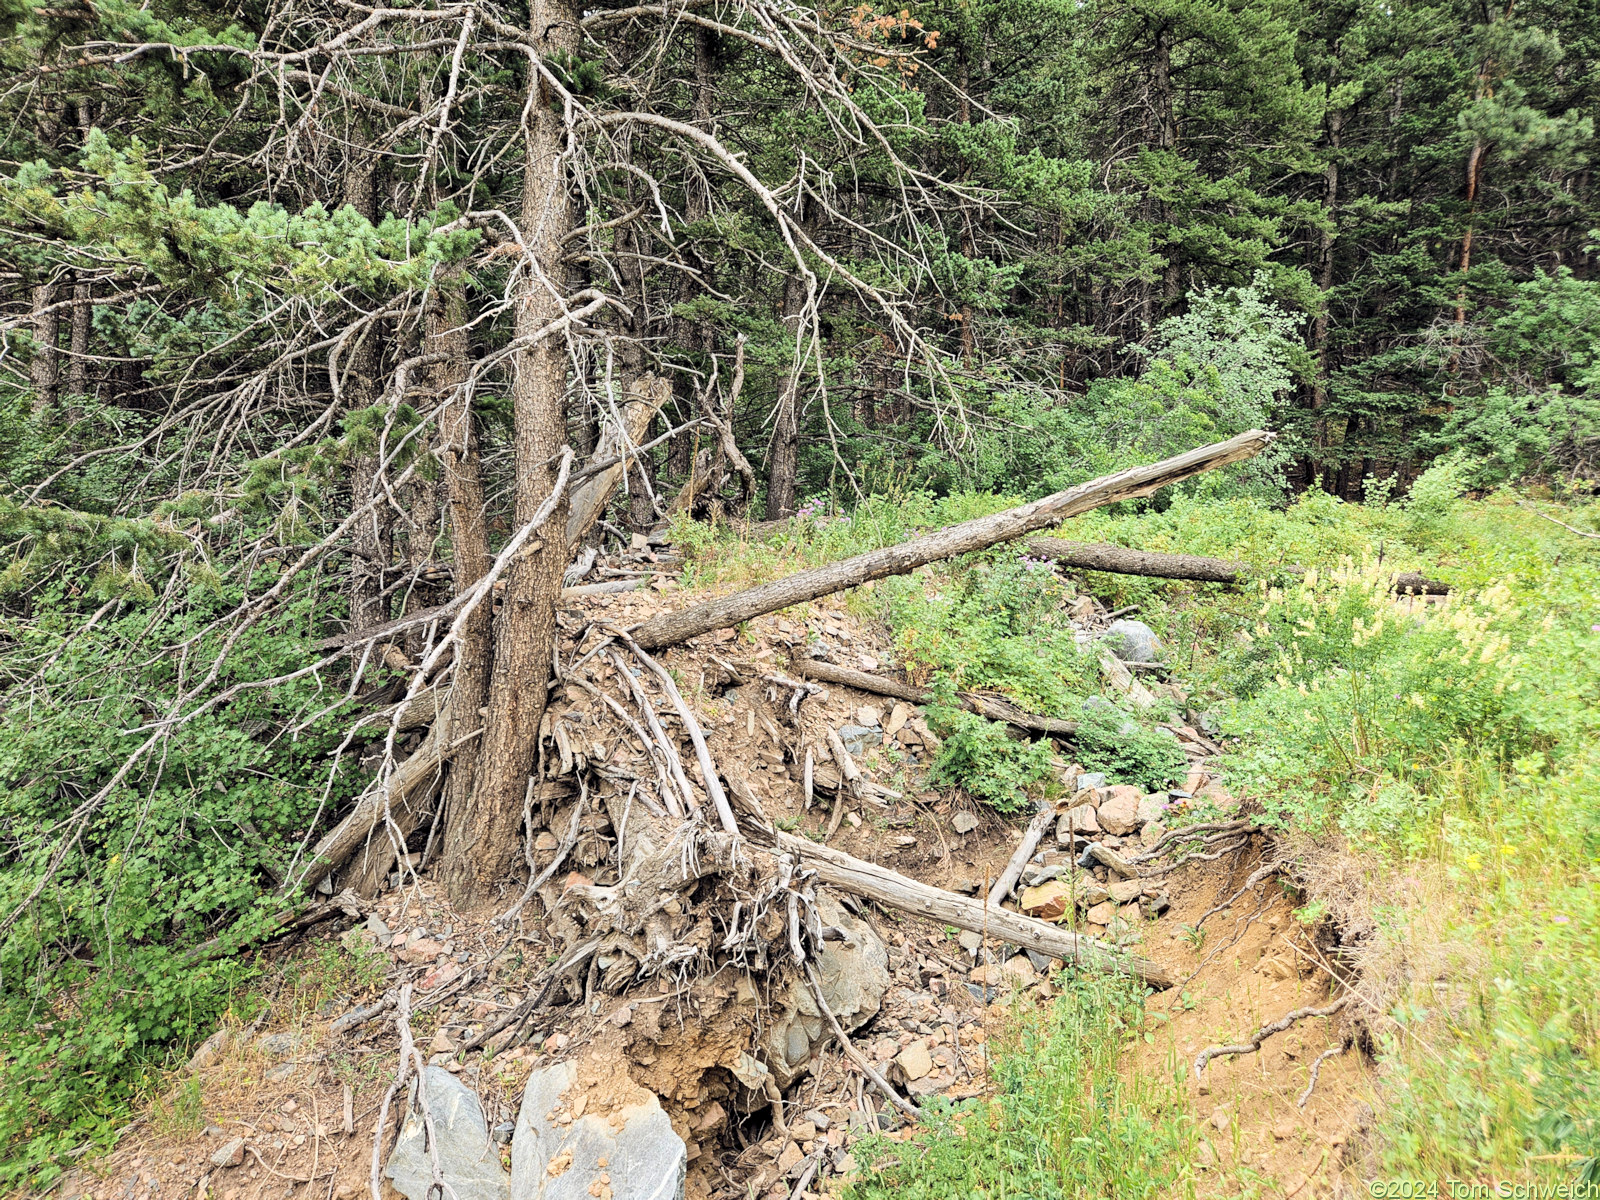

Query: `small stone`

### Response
(777, 1143, 804, 1174)
(1211, 1105, 1231, 1133)
(366, 915, 392, 941)
(210, 1139, 246, 1169)
(1272, 1121, 1296, 1141)
(419, 961, 462, 991)
(1078, 841, 1136, 878)
(542, 1032, 570, 1054)
(1056, 805, 1099, 842)
(1001, 956, 1036, 985)
(969, 964, 1002, 986)
(1140, 820, 1168, 849)
(610, 1005, 634, 1027)
(1074, 772, 1107, 792)
(1074, 878, 1110, 907)
(1096, 786, 1143, 835)
(951, 812, 979, 835)
(1019, 880, 1072, 921)
(836, 1153, 859, 1176)
(1108, 879, 1143, 904)
(429, 1030, 454, 1055)
(1196, 1140, 1217, 1168)
(790, 1121, 817, 1142)
(871, 1038, 898, 1062)
(894, 1041, 933, 1081)
(803, 1110, 831, 1131)
(855, 705, 882, 727)
(400, 939, 445, 964)
(845, 812, 862, 829)
(1086, 901, 1117, 925)
(957, 930, 984, 954)
(534, 832, 559, 851)
(885, 704, 913, 736)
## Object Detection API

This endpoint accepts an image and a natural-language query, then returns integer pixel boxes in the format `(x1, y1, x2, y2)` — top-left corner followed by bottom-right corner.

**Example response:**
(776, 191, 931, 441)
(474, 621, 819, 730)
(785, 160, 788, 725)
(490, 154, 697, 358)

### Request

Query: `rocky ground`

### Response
(54, 583, 1369, 1200)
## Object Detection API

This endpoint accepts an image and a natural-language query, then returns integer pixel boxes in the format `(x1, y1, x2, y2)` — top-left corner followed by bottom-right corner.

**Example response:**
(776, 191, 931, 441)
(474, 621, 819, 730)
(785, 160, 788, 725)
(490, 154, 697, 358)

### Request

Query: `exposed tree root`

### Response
(1299, 1038, 1352, 1108)
(1194, 994, 1352, 1076)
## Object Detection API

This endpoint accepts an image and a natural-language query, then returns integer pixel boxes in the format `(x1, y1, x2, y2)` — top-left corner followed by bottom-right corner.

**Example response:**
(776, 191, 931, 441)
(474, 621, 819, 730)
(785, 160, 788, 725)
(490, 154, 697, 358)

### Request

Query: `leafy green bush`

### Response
(1072, 701, 1187, 791)
(924, 701, 1056, 814)
(0, 584, 361, 1184)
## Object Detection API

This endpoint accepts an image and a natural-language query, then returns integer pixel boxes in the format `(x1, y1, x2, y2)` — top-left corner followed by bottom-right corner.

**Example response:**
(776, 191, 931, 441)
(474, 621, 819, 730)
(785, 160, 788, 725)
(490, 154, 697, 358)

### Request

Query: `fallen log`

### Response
(988, 805, 1057, 907)
(628, 431, 1275, 650)
(1026, 536, 1450, 594)
(790, 657, 1077, 738)
(776, 831, 1177, 989)
(564, 373, 670, 549)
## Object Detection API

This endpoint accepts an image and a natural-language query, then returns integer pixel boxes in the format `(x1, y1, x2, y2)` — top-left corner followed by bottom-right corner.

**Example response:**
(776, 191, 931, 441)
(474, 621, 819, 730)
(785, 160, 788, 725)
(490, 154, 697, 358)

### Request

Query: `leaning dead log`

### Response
(288, 712, 453, 894)
(1026, 536, 1450, 595)
(791, 657, 1077, 738)
(629, 430, 1275, 650)
(565, 374, 670, 548)
(775, 831, 1177, 989)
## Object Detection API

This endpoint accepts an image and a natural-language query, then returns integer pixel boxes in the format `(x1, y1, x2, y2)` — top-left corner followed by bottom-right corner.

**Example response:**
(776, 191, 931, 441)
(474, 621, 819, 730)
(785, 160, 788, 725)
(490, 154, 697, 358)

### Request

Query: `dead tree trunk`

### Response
(768, 271, 805, 519)
(791, 658, 1077, 737)
(30, 281, 59, 420)
(776, 832, 1176, 988)
(1026, 537, 1449, 593)
(345, 159, 394, 635)
(445, 0, 578, 906)
(629, 430, 1275, 649)
(432, 278, 495, 898)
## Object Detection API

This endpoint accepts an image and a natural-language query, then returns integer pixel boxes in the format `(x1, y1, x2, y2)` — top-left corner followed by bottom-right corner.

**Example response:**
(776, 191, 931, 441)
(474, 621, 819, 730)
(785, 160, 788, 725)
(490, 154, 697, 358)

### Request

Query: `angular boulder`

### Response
(511, 1062, 683, 1200)
(1096, 786, 1143, 835)
(387, 1068, 510, 1200)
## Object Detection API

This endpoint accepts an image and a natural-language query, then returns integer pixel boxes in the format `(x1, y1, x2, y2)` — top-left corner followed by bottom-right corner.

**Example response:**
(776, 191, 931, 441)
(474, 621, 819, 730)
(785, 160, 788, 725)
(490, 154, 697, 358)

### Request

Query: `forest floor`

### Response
(52, 582, 1377, 1200)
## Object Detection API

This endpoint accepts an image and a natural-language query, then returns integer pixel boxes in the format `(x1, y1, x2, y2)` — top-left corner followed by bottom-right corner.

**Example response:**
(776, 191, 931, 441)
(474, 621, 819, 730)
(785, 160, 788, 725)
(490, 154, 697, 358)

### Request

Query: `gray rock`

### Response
(1074, 879, 1111, 907)
(1077, 841, 1136, 878)
(755, 893, 889, 1086)
(1025, 949, 1056, 973)
(837, 725, 879, 756)
(387, 1068, 510, 1200)
(511, 1062, 683, 1200)
(951, 811, 979, 835)
(1074, 772, 1107, 792)
(256, 1032, 310, 1060)
(1102, 619, 1161, 663)
(367, 914, 392, 941)
(956, 930, 984, 955)
(210, 1138, 246, 1168)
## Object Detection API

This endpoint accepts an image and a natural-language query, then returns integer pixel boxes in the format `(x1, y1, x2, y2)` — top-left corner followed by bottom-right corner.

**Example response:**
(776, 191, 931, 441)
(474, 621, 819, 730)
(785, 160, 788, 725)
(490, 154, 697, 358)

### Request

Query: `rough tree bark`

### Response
(344, 160, 394, 634)
(629, 430, 1275, 649)
(30, 281, 59, 419)
(443, 0, 578, 906)
(432, 277, 495, 898)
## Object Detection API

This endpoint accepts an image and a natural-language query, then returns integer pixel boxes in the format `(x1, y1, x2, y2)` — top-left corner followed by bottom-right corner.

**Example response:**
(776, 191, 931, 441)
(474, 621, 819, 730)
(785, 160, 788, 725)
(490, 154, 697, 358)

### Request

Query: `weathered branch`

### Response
(628, 431, 1275, 649)
(791, 657, 1077, 737)
(1026, 537, 1450, 594)
(775, 832, 1176, 988)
